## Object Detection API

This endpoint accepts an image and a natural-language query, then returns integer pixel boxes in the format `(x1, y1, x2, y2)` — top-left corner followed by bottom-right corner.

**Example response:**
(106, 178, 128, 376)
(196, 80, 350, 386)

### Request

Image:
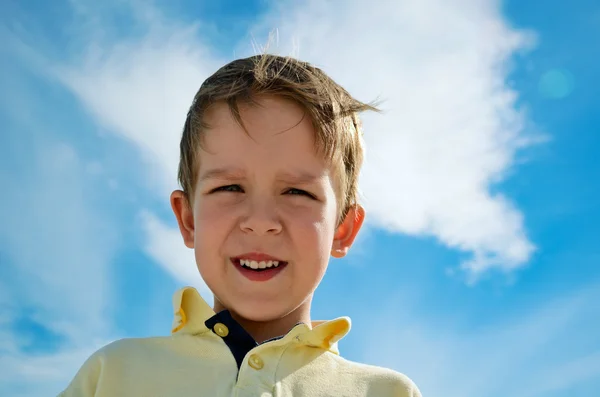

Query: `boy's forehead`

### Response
(204, 96, 308, 134)
(196, 97, 342, 192)
(200, 98, 319, 154)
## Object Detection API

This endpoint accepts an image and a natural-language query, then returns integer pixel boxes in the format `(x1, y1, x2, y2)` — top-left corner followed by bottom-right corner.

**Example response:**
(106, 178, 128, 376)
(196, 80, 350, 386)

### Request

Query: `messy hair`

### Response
(178, 54, 378, 224)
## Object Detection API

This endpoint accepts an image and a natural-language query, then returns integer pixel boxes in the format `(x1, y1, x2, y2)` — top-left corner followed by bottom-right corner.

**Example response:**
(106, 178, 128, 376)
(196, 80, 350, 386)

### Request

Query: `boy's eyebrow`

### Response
(198, 167, 322, 184)
(275, 171, 323, 184)
(198, 167, 246, 183)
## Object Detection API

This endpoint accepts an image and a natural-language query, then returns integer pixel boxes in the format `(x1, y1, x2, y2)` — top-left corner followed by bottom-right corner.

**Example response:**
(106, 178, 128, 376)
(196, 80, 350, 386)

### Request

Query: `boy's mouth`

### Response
(230, 254, 289, 281)
(234, 258, 284, 271)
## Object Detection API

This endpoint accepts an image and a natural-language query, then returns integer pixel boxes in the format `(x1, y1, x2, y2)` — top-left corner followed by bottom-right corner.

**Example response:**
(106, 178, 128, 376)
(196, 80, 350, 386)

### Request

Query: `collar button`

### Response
(214, 322, 229, 337)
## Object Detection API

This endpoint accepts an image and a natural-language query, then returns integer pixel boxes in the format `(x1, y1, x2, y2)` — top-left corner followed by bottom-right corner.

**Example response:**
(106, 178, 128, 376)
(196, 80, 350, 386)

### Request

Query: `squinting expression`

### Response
(191, 96, 340, 322)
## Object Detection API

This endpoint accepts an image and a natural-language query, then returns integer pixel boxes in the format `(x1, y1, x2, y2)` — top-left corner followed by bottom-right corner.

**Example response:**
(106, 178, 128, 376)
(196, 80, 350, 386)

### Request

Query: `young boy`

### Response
(59, 54, 421, 396)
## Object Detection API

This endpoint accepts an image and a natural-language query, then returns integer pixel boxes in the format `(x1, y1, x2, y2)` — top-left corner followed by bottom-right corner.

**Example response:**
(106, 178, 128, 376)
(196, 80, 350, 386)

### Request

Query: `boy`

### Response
(60, 54, 421, 396)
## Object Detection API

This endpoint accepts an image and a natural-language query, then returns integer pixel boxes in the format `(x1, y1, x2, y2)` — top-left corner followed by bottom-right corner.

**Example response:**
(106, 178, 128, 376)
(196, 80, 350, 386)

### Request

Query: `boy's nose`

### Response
(239, 201, 282, 235)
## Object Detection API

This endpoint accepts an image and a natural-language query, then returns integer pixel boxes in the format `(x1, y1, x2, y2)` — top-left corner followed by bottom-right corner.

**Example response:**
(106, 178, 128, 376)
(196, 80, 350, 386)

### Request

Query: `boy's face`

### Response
(171, 95, 364, 322)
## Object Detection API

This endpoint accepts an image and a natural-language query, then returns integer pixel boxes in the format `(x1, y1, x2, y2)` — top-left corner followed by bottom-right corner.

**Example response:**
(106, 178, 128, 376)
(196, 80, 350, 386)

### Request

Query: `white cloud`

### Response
(55, 0, 538, 279)
(363, 283, 600, 397)
(52, 4, 227, 291)
(249, 0, 539, 276)
(56, 10, 224, 196)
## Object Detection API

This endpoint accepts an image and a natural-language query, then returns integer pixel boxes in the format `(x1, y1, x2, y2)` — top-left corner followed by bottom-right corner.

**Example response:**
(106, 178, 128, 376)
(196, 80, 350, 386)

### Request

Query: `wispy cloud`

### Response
(0, 342, 107, 397)
(0, 140, 121, 395)
(1, 1, 595, 397)
(251, 0, 540, 277)
(46, 3, 224, 290)
(0, 142, 119, 342)
(56, 5, 224, 196)
(52, 0, 540, 279)
(363, 282, 600, 397)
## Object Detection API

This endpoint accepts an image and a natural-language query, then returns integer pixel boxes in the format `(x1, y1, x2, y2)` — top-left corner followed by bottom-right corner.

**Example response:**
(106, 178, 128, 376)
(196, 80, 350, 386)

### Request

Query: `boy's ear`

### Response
(170, 190, 195, 249)
(331, 204, 365, 258)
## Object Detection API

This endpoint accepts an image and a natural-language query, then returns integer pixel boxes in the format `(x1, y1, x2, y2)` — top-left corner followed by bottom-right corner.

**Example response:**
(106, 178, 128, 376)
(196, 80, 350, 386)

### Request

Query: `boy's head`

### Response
(171, 54, 377, 324)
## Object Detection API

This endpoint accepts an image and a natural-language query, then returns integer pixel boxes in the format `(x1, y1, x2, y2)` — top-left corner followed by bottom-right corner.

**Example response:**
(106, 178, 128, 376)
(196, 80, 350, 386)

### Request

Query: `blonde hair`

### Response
(178, 54, 378, 224)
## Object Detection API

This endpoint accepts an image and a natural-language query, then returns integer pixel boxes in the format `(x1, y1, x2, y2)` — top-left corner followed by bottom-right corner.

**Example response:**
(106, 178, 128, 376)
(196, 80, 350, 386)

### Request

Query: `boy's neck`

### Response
(213, 299, 312, 344)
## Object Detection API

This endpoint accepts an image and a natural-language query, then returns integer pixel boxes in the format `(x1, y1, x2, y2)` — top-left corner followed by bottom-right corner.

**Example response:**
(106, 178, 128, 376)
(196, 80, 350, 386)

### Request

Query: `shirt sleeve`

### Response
(410, 383, 423, 397)
(57, 350, 104, 397)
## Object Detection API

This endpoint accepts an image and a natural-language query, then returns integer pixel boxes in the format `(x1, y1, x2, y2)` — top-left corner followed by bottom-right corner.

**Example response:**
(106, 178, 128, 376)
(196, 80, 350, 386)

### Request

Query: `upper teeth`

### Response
(240, 259, 280, 269)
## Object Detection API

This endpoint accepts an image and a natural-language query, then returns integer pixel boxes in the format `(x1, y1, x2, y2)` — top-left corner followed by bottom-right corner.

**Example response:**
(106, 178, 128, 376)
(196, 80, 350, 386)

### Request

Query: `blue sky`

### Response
(1, 0, 599, 396)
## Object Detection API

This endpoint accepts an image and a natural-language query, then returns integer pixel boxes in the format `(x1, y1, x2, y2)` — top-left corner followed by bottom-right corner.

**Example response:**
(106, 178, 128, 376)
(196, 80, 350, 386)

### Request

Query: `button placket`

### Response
(236, 347, 276, 395)
(248, 354, 264, 370)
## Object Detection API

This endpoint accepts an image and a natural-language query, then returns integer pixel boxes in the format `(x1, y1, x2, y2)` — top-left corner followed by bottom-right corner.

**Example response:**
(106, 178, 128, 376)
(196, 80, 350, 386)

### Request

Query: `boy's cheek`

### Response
(195, 202, 237, 223)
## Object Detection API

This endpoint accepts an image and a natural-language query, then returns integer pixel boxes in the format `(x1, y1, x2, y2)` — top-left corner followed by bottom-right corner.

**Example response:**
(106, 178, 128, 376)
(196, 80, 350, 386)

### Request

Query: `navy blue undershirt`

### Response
(205, 310, 302, 370)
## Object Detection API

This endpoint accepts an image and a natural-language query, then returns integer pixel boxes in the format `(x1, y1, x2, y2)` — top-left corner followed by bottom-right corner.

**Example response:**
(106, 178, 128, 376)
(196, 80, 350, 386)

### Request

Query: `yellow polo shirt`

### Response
(59, 287, 421, 396)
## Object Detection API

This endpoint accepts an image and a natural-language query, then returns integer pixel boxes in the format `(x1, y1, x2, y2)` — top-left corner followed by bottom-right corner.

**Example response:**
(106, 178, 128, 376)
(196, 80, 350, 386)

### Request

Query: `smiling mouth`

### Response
(231, 258, 288, 271)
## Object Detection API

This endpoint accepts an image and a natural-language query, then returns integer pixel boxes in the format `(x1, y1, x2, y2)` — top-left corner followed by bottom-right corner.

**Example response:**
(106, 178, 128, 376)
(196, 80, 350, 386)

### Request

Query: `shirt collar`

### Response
(171, 286, 351, 355)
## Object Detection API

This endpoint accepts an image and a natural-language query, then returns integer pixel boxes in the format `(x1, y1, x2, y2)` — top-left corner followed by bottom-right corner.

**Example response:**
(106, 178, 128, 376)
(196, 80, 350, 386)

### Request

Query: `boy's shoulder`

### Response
(80, 332, 201, 368)
(326, 353, 422, 396)
(58, 335, 196, 396)
(67, 335, 179, 374)
(61, 335, 421, 397)
(94, 334, 176, 356)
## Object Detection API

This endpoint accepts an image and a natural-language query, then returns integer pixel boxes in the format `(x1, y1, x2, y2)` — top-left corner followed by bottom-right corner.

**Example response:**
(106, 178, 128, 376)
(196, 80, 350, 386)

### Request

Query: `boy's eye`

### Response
(285, 188, 314, 198)
(212, 184, 243, 193)
(210, 185, 314, 198)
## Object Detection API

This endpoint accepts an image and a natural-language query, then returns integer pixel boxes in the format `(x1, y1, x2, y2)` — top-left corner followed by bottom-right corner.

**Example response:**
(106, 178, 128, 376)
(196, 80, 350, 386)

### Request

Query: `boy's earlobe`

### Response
(170, 190, 195, 249)
(331, 205, 365, 258)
